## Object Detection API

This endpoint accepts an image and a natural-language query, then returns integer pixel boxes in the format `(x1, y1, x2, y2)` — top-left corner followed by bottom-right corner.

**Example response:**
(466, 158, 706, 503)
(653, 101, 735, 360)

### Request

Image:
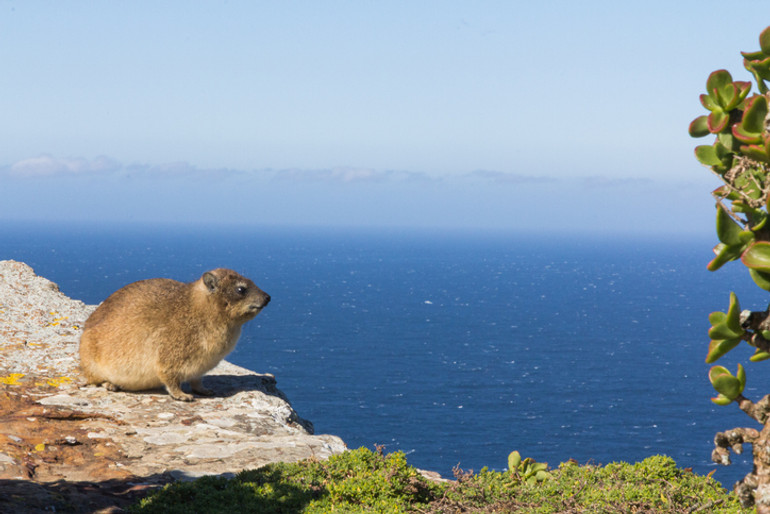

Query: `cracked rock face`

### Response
(0, 260, 347, 512)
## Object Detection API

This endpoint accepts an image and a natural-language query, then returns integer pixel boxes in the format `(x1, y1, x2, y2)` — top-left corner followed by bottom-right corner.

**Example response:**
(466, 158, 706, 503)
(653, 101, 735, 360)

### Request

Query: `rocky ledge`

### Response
(0, 260, 347, 513)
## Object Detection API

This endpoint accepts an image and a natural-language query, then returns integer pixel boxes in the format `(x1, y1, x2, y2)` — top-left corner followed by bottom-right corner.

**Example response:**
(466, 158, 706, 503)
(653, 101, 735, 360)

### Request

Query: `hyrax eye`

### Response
(236, 286, 247, 296)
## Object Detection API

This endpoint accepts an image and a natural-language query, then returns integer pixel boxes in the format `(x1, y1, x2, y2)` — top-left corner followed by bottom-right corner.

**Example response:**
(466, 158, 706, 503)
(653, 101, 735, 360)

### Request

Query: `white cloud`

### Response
(465, 170, 557, 184)
(272, 167, 430, 184)
(8, 154, 121, 177)
(123, 161, 244, 179)
(578, 176, 654, 188)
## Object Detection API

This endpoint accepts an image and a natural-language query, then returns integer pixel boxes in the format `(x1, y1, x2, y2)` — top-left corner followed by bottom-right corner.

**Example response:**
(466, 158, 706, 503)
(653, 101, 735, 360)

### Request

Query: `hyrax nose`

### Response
(260, 293, 271, 308)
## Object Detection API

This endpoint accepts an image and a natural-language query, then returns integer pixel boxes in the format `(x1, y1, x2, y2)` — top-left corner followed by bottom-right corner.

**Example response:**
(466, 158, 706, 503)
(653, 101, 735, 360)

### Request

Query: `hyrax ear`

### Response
(202, 272, 219, 292)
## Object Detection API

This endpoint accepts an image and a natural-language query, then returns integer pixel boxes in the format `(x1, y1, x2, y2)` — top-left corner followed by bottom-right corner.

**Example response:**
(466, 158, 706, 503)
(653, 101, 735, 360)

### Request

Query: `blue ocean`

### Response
(3, 222, 769, 488)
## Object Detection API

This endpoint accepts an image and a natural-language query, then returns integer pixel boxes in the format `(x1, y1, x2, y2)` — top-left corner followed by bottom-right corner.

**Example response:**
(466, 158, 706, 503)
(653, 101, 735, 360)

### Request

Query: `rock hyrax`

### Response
(79, 268, 270, 401)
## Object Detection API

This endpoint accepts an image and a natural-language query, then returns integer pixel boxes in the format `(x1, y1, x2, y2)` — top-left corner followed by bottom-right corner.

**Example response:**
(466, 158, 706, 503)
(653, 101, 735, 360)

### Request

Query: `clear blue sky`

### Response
(2, 1, 768, 233)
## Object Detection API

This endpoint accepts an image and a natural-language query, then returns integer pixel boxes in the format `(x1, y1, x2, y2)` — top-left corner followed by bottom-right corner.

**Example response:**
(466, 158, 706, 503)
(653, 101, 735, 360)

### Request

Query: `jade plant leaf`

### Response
(743, 50, 767, 61)
(689, 115, 710, 138)
(705, 292, 745, 363)
(706, 338, 742, 363)
(733, 124, 763, 145)
(735, 80, 752, 100)
(708, 324, 743, 340)
(707, 70, 734, 98)
(708, 243, 744, 271)
(716, 205, 744, 246)
(707, 109, 730, 133)
(709, 311, 727, 325)
(716, 84, 738, 111)
(709, 364, 745, 400)
(742, 242, 770, 271)
(741, 95, 768, 133)
(718, 131, 738, 152)
(700, 93, 718, 111)
(508, 451, 521, 471)
(749, 268, 770, 291)
(725, 291, 743, 333)
(695, 145, 722, 166)
(740, 144, 770, 163)
(751, 348, 770, 362)
(761, 25, 770, 55)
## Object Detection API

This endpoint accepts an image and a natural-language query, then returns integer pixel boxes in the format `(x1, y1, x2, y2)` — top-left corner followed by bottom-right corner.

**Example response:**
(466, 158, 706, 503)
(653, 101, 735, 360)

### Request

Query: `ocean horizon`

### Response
(3, 220, 767, 488)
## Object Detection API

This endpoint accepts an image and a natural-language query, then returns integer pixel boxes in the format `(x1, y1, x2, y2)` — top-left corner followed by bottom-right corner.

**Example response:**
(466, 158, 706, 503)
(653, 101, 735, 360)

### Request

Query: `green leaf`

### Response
(750, 348, 770, 362)
(733, 123, 763, 145)
(716, 205, 744, 245)
(689, 115, 710, 138)
(741, 230, 756, 244)
(718, 131, 737, 151)
(760, 26, 770, 55)
(695, 145, 721, 166)
(707, 70, 733, 98)
(711, 394, 733, 406)
(750, 56, 770, 80)
(709, 365, 730, 382)
(700, 93, 718, 111)
(708, 324, 742, 340)
(726, 291, 743, 333)
(707, 243, 743, 271)
(709, 365, 743, 400)
(740, 144, 770, 163)
(735, 81, 753, 102)
(752, 213, 768, 232)
(742, 95, 768, 133)
(749, 268, 770, 291)
(508, 451, 521, 471)
(743, 50, 767, 61)
(712, 375, 742, 399)
(706, 337, 741, 363)
(717, 83, 738, 110)
(707, 110, 729, 133)
(742, 242, 770, 271)
(709, 311, 727, 325)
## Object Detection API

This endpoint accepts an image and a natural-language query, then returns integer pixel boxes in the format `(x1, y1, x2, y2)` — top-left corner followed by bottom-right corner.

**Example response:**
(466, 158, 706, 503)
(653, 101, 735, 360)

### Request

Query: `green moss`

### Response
(130, 449, 750, 513)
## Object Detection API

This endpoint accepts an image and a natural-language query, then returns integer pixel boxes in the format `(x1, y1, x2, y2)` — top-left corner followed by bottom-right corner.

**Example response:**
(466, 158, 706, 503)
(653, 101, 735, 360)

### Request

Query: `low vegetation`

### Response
(131, 446, 749, 513)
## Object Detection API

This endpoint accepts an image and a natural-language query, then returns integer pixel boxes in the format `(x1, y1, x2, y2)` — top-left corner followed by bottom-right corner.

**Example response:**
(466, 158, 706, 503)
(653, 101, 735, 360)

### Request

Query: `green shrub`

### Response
(131, 448, 749, 513)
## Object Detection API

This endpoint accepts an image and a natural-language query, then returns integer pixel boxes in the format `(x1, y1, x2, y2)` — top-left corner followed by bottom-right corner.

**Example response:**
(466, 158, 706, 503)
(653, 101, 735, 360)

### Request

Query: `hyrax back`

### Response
(79, 268, 270, 401)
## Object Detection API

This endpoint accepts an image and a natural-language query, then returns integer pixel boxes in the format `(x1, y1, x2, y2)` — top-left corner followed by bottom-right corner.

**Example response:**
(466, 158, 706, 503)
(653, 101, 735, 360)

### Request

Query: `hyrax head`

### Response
(202, 268, 270, 321)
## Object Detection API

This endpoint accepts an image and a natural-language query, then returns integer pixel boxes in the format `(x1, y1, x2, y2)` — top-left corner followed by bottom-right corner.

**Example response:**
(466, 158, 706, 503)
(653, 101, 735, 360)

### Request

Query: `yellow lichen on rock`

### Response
(0, 373, 24, 385)
(46, 376, 72, 388)
(48, 312, 69, 327)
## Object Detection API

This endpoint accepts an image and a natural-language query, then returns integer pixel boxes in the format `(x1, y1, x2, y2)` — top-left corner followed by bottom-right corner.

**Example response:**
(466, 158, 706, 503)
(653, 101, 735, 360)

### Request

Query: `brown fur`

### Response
(78, 268, 270, 401)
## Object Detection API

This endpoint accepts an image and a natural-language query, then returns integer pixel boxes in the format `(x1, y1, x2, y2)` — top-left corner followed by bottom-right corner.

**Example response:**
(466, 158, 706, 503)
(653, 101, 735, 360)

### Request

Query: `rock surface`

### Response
(0, 260, 347, 512)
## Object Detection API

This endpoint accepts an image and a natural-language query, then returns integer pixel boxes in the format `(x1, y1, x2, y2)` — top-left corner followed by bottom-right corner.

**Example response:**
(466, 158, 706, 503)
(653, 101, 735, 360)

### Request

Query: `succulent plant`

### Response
(507, 450, 550, 485)
(708, 364, 746, 406)
(691, 24, 770, 511)
(706, 292, 745, 363)
(741, 26, 770, 94)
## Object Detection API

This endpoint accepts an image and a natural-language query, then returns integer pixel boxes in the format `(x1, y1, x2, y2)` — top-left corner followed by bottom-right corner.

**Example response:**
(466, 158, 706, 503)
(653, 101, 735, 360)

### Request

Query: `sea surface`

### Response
(3, 221, 769, 487)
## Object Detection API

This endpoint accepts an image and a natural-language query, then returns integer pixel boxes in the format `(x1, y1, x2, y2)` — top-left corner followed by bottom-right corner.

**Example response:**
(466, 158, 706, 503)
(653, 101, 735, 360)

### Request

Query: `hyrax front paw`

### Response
(164, 382, 195, 402)
(170, 390, 195, 402)
(99, 381, 121, 392)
